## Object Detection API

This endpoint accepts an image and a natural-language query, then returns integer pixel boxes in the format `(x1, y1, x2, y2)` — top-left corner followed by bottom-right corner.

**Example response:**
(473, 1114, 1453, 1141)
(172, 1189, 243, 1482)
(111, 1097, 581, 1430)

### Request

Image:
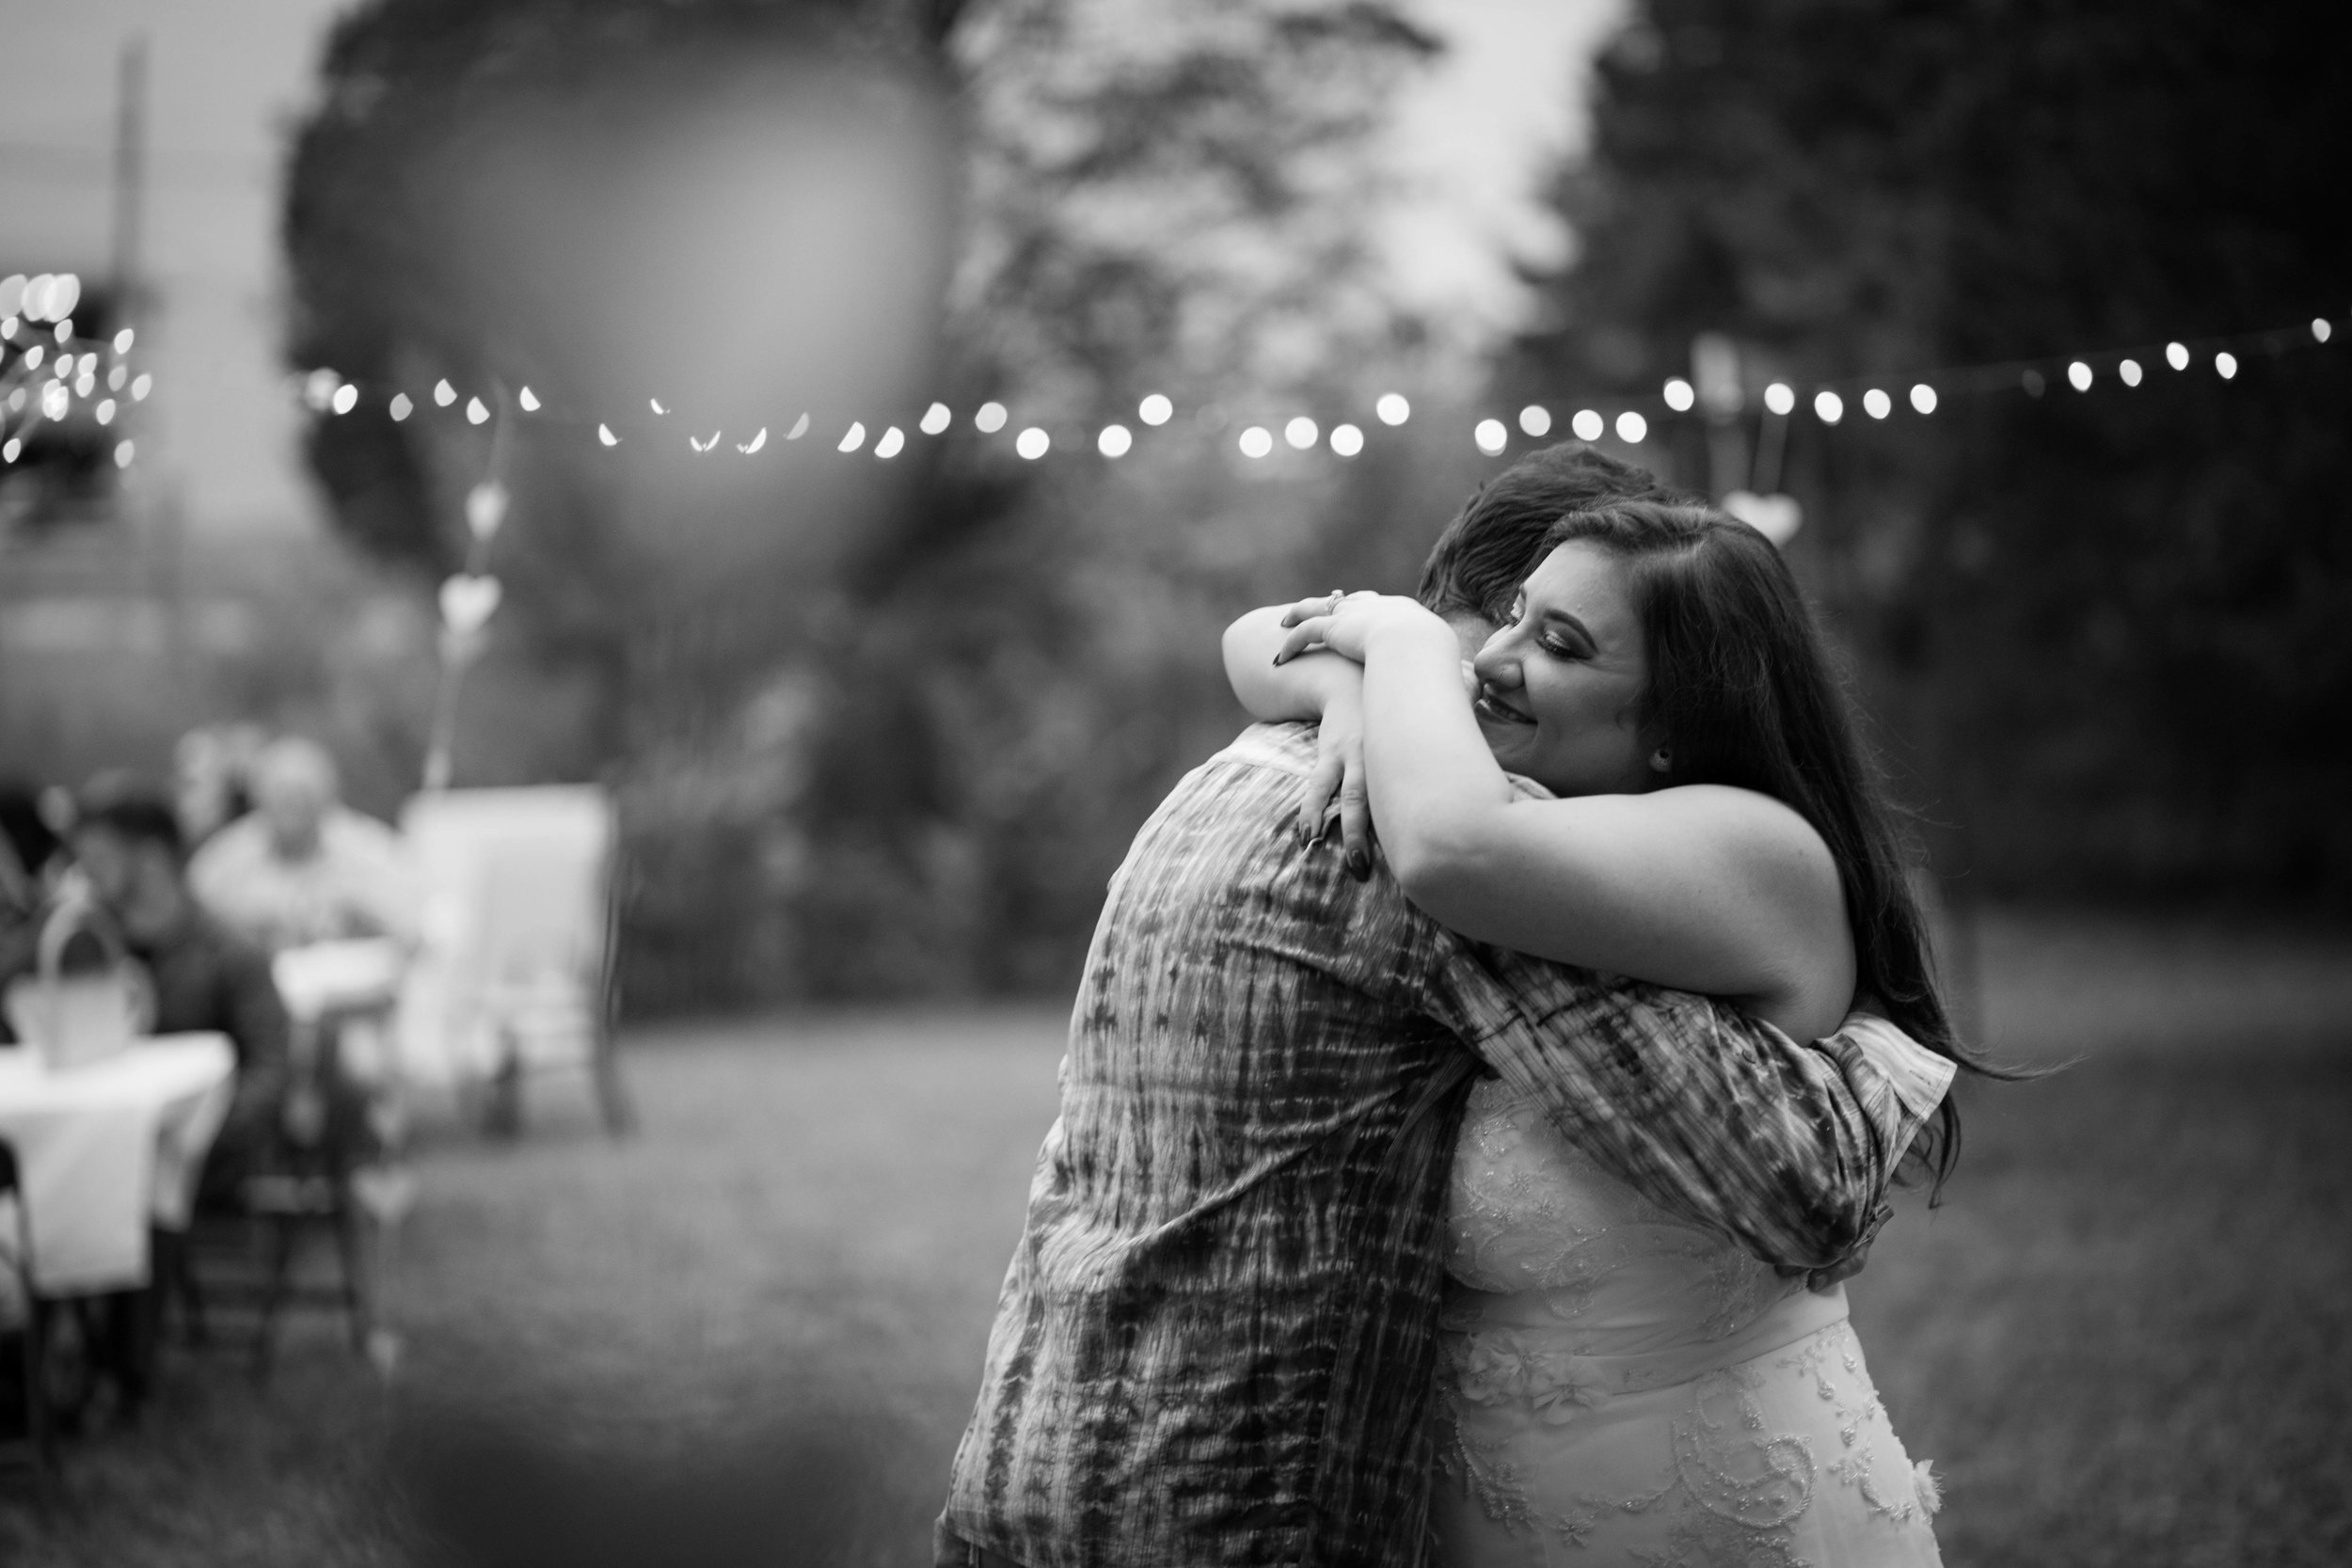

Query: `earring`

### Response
(1648, 749, 1672, 774)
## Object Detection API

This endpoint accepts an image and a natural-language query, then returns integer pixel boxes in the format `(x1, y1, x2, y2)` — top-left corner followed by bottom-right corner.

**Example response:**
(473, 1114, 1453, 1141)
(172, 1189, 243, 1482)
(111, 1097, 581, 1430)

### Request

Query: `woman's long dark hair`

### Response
(1541, 500, 2012, 1196)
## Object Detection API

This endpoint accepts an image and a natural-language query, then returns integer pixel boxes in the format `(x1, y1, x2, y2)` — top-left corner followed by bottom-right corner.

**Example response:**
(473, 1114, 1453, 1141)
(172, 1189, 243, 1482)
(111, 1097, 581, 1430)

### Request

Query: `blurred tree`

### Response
(1511, 0, 2352, 907)
(285, 0, 1472, 1006)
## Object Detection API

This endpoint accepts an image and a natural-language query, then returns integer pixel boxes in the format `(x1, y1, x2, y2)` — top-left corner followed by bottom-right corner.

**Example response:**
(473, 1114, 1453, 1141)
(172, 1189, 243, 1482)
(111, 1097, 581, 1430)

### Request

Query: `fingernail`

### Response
(1270, 653, 1285, 666)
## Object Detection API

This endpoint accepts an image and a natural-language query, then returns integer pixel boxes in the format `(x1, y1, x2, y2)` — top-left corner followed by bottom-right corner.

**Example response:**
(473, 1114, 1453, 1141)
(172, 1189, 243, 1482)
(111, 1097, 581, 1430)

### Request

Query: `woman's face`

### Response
(1470, 540, 1658, 797)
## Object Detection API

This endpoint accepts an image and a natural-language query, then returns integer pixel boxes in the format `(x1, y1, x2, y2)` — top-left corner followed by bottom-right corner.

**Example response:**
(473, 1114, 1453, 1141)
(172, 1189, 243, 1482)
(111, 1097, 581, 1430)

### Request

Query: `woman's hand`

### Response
(1273, 592, 1450, 668)
(1297, 684, 1375, 879)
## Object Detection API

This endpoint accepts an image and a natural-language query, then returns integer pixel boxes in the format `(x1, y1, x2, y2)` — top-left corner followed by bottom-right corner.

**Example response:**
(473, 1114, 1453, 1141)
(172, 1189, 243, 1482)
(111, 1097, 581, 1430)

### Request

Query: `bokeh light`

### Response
(114, 439, 134, 468)
(2314, 318, 2333, 343)
(1863, 388, 1891, 420)
(875, 425, 906, 458)
(518, 386, 541, 412)
(1, 439, 16, 463)
(1614, 411, 1648, 443)
(838, 420, 867, 451)
(598, 423, 619, 446)
(1571, 409, 1603, 441)
(1473, 419, 1507, 455)
(1237, 425, 1273, 458)
(1518, 405, 1552, 436)
(1814, 390, 1844, 423)
(786, 413, 810, 439)
(113, 327, 134, 354)
(1329, 423, 1363, 457)
(1285, 416, 1318, 450)
(40, 382, 68, 420)
(131, 373, 151, 401)
(1138, 393, 1173, 426)
(975, 401, 1008, 434)
(434, 379, 457, 406)
(2165, 341, 2189, 371)
(738, 427, 768, 453)
(0, 276, 22, 317)
(95, 399, 116, 425)
(466, 396, 490, 424)
(2119, 359, 2142, 387)
(1375, 393, 1410, 426)
(21, 345, 40, 371)
(2067, 361, 2092, 391)
(1909, 384, 1937, 414)
(1098, 424, 1132, 458)
(389, 392, 413, 420)
(1016, 426, 1051, 460)
(2215, 351, 2238, 379)
(1663, 378, 1696, 413)
(332, 383, 358, 415)
(305, 367, 340, 410)
(920, 402, 951, 435)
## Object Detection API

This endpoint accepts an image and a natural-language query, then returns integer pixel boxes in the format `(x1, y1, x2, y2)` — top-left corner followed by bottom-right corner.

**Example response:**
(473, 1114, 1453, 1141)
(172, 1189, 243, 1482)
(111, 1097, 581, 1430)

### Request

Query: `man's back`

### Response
(942, 724, 1475, 1566)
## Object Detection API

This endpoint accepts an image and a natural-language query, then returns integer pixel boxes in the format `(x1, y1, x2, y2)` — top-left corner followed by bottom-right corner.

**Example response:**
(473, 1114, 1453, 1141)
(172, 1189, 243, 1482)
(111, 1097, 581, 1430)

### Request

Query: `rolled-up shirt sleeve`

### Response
(1427, 942, 1947, 1273)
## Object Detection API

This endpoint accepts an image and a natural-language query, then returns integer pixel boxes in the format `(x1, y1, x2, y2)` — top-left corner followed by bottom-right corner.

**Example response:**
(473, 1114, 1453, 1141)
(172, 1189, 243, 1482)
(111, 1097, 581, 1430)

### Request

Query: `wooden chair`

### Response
(0, 1137, 59, 1487)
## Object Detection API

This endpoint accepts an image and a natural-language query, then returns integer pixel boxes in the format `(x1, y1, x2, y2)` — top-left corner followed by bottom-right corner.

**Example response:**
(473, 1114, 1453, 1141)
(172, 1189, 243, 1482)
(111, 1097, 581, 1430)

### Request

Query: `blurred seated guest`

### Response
(171, 721, 266, 849)
(188, 736, 416, 954)
(59, 787, 293, 1205)
(0, 783, 64, 973)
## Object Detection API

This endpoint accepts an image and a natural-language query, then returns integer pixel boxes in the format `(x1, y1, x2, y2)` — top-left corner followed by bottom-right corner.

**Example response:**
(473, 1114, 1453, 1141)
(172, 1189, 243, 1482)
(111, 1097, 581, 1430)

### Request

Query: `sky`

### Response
(0, 0, 1624, 538)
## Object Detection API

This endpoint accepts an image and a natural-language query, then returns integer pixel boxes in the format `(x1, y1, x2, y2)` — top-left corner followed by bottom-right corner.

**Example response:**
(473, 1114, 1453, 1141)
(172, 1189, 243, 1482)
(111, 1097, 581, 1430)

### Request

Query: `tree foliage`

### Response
(1514, 0, 2352, 903)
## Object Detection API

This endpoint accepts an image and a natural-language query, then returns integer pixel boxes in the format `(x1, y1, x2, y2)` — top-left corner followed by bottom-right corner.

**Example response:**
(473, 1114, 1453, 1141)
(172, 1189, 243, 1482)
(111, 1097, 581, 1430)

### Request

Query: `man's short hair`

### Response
(1416, 442, 1695, 621)
(74, 779, 185, 862)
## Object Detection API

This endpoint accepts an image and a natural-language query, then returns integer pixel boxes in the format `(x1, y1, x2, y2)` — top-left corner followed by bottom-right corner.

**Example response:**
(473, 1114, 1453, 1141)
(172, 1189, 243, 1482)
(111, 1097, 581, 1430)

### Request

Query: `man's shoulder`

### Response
(1202, 720, 1318, 778)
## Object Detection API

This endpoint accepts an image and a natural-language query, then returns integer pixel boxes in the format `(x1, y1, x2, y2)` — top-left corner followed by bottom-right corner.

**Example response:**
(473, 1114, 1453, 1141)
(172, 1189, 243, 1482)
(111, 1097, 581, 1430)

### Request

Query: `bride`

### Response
(1225, 499, 1962, 1564)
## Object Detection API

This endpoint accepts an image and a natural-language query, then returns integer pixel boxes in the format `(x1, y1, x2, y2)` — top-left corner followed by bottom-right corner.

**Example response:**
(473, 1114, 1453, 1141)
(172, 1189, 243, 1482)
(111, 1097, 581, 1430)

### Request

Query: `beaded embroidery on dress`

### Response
(1434, 1075, 1944, 1566)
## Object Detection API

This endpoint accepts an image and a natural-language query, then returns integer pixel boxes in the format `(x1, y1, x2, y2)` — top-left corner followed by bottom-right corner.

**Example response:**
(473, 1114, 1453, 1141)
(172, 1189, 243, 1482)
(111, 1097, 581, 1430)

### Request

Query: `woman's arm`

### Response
(1223, 605, 1377, 873)
(1280, 595, 1854, 1037)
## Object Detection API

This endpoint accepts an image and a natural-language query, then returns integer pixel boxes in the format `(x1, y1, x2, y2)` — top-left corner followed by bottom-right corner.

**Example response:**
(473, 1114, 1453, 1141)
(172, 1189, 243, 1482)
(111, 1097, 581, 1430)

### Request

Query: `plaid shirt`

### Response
(939, 724, 1942, 1568)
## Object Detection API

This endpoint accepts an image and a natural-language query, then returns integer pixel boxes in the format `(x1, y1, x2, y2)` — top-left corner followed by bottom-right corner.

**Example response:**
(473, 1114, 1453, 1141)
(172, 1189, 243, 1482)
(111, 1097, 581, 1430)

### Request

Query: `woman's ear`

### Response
(1648, 747, 1673, 775)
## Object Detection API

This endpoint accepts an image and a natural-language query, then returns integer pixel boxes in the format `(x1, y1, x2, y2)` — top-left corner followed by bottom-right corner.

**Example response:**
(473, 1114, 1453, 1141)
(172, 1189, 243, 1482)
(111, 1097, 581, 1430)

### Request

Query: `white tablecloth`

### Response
(0, 1033, 236, 1294)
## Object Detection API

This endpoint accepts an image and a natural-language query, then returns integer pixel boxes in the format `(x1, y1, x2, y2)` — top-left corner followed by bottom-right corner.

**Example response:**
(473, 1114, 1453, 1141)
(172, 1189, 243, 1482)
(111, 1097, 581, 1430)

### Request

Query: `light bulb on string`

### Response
(1519, 405, 1551, 436)
(1473, 419, 1507, 455)
(332, 383, 358, 415)
(1570, 409, 1603, 441)
(875, 426, 906, 459)
(1238, 426, 1273, 459)
(1329, 423, 1363, 457)
(838, 420, 866, 452)
(1909, 384, 1937, 414)
(0, 320, 14, 341)
(1863, 388, 1891, 420)
(1285, 416, 1318, 450)
(466, 481, 509, 541)
(975, 402, 1008, 434)
(598, 423, 619, 447)
(1097, 424, 1132, 458)
(517, 387, 540, 412)
(1375, 393, 1410, 426)
(737, 427, 767, 454)
(1615, 411, 1648, 443)
(1, 439, 15, 463)
(2215, 351, 2237, 379)
(648, 397, 668, 416)
(2165, 342, 2188, 372)
(107, 365, 125, 391)
(465, 396, 490, 424)
(434, 379, 456, 406)
(786, 413, 809, 440)
(1663, 378, 1696, 413)
(40, 382, 68, 420)
(2067, 361, 2092, 392)
(114, 440, 134, 469)
(96, 398, 115, 425)
(22, 344, 40, 371)
(690, 432, 720, 452)
(304, 367, 340, 410)
(113, 327, 133, 354)
(2120, 359, 2142, 387)
(1139, 393, 1172, 426)
(1016, 426, 1051, 460)
(389, 392, 413, 420)
(2314, 319, 2333, 344)
(920, 402, 951, 435)
(1814, 389, 1844, 423)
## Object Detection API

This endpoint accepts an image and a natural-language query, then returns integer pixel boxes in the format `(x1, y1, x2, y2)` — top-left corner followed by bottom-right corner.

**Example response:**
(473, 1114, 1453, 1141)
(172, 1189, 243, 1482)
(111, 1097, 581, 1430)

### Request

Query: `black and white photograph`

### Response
(0, 1, 2345, 1563)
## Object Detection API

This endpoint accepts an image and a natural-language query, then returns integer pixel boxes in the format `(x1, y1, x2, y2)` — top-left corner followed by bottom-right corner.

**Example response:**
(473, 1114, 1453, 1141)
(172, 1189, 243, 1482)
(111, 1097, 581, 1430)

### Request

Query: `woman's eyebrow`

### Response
(1537, 607, 1597, 643)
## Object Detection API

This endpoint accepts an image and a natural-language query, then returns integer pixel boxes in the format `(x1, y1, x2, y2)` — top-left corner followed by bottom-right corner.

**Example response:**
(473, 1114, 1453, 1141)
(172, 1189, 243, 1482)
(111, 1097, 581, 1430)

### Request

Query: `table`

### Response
(0, 1033, 236, 1295)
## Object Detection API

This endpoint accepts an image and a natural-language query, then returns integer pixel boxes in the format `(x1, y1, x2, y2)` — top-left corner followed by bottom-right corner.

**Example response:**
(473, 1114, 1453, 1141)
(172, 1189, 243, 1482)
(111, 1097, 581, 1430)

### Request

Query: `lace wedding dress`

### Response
(1434, 1074, 1945, 1566)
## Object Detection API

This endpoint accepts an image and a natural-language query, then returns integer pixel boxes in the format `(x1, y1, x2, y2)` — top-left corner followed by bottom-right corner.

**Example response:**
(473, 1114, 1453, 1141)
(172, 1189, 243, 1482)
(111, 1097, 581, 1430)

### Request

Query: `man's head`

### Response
(250, 736, 342, 862)
(1415, 442, 1692, 651)
(71, 784, 188, 943)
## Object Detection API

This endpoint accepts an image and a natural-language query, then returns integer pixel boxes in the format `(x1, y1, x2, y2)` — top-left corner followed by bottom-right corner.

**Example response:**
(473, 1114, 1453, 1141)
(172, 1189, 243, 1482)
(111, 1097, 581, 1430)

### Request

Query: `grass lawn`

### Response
(3, 913, 2348, 1565)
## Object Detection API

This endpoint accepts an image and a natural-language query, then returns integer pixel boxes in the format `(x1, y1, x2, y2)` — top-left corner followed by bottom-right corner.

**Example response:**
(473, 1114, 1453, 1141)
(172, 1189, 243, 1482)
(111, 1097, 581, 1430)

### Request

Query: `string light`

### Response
(2215, 351, 2238, 379)
(786, 413, 810, 439)
(1615, 411, 1648, 443)
(95, 398, 116, 425)
(465, 396, 490, 424)
(598, 423, 619, 446)
(1016, 426, 1051, 460)
(1909, 384, 1937, 414)
(113, 327, 133, 354)
(23, 344, 42, 371)
(2021, 369, 2045, 397)
(1285, 416, 1318, 451)
(648, 397, 668, 416)
(875, 425, 906, 459)
(838, 420, 866, 452)
(1519, 404, 1552, 436)
(1663, 378, 1696, 413)
(1237, 425, 1273, 458)
(690, 431, 720, 452)
(1473, 419, 1507, 455)
(130, 373, 151, 401)
(389, 392, 413, 420)
(332, 383, 358, 415)
(974, 402, 1008, 434)
(1, 439, 15, 463)
(433, 379, 456, 406)
(920, 402, 951, 435)
(737, 427, 767, 454)
(1098, 423, 1132, 458)
(518, 386, 540, 412)
(1139, 393, 1173, 426)
(2314, 319, 2333, 343)
(107, 365, 125, 391)
(1375, 393, 1409, 426)
(1571, 409, 1603, 441)
(114, 440, 133, 468)
(1863, 388, 1892, 420)
(2120, 359, 2142, 387)
(1329, 423, 1363, 457)
(1814, 390, 1844, 423)
(2166, 342, 2189, 371)
(2067, 361, 2093, 392)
